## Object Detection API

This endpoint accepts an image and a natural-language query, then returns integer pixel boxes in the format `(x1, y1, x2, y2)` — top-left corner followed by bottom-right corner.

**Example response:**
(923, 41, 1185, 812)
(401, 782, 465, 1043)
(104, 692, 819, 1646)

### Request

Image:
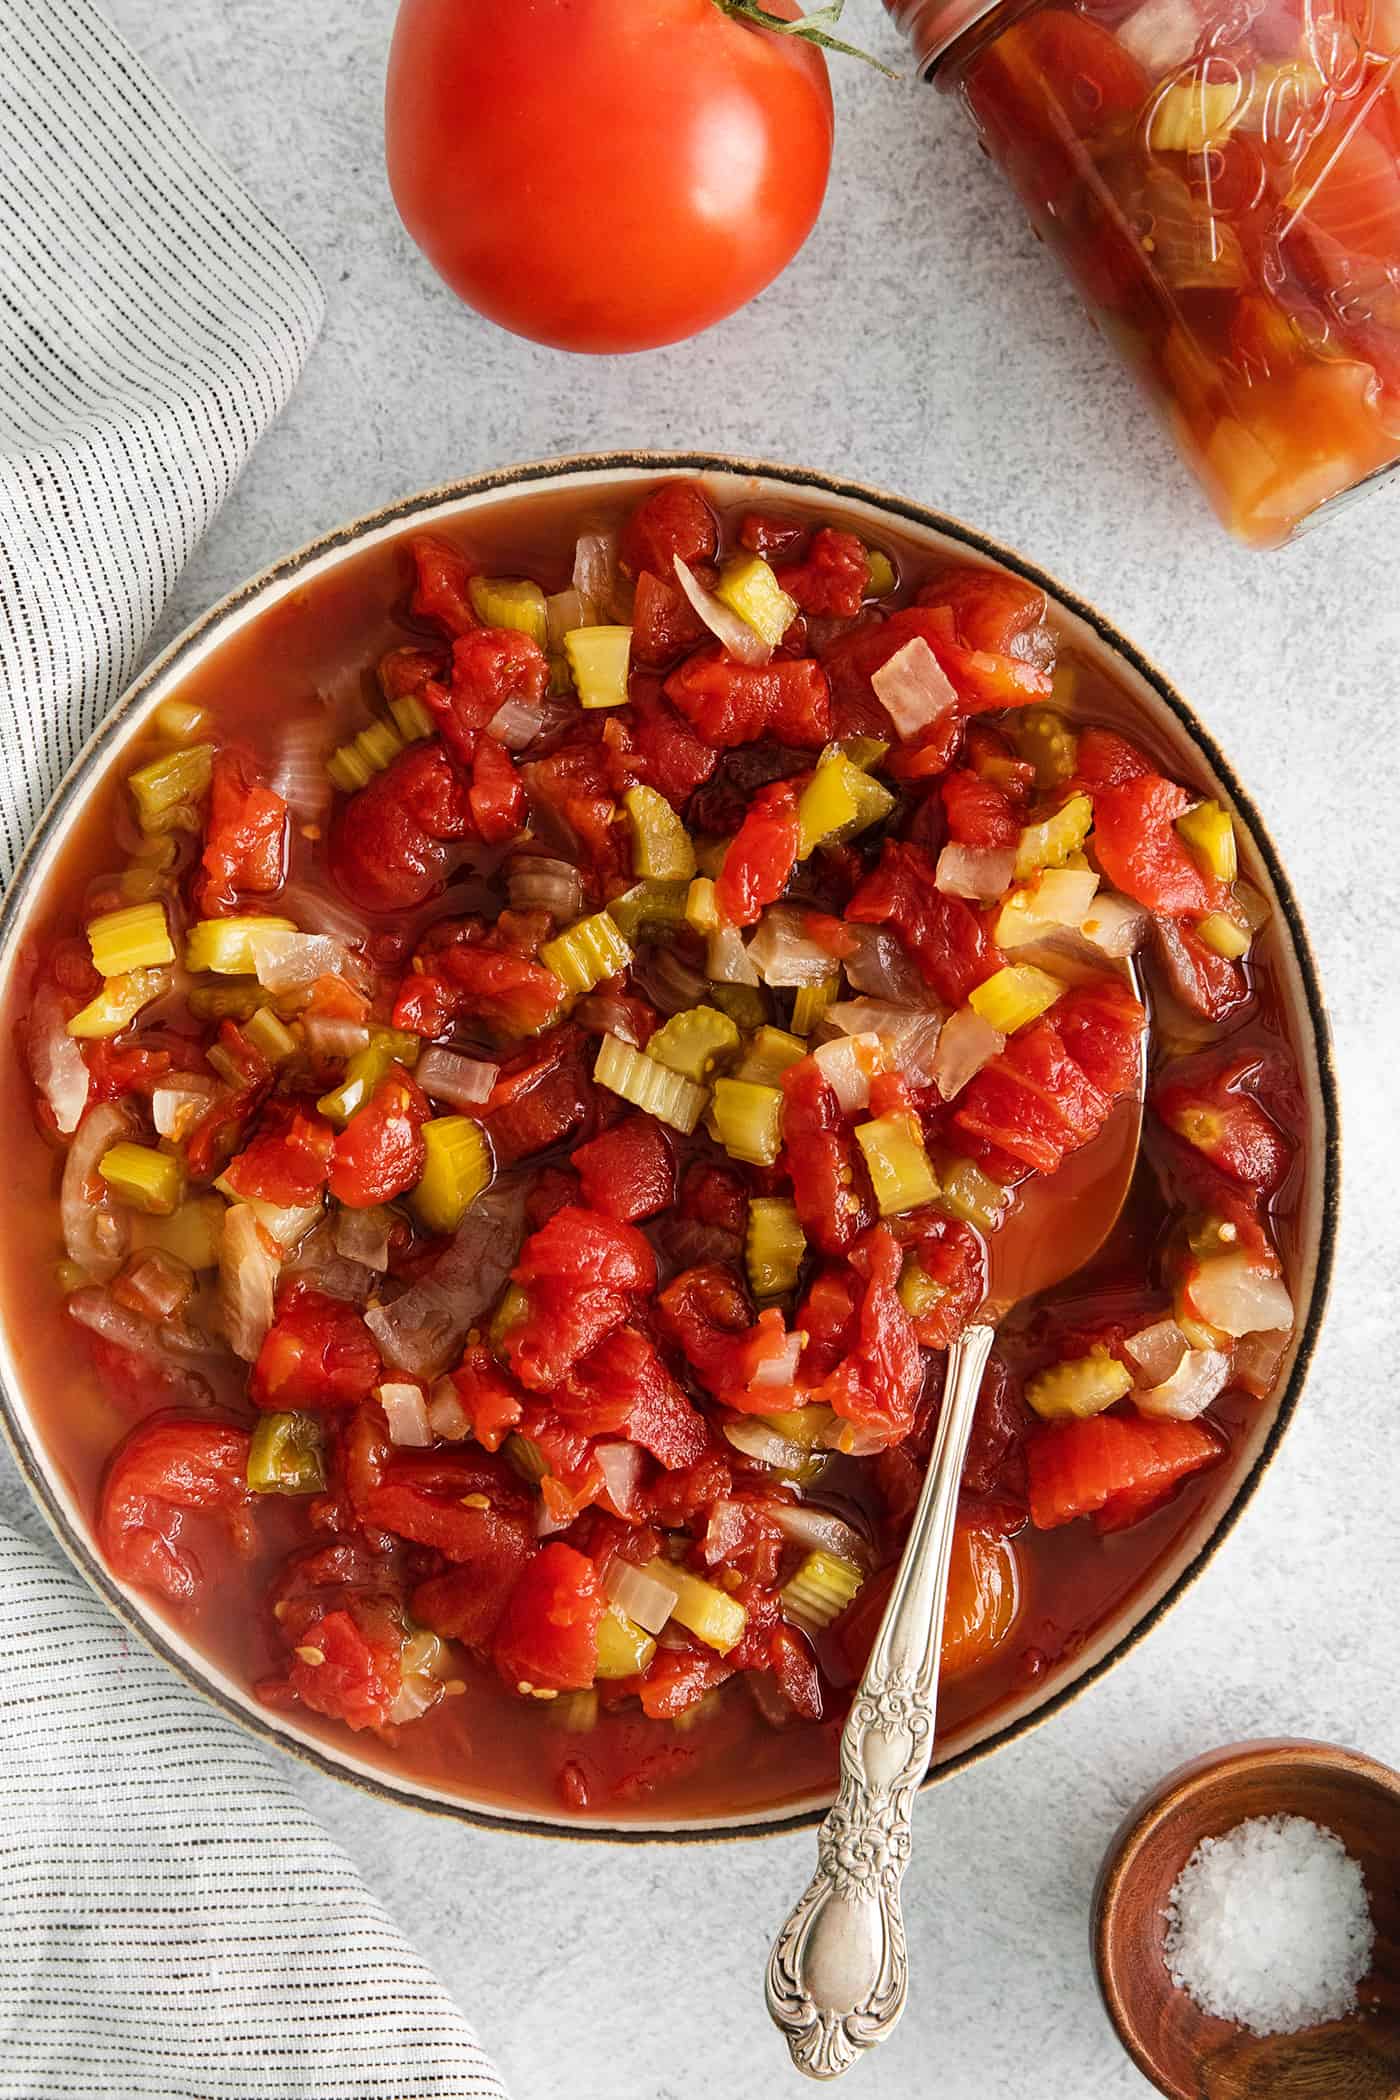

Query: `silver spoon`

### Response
(766, 1001, 1146, 2079)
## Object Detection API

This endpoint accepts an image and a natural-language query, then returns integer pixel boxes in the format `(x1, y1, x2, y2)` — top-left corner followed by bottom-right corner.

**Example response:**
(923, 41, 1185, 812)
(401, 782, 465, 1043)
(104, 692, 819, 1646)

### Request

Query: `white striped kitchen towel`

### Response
(0, 6, 508, 2095)
(0, 1530, 508, 2100)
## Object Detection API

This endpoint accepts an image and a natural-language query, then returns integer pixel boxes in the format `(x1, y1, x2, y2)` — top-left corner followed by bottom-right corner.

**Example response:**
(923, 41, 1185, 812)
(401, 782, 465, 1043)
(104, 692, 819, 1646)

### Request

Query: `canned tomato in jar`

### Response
(887, 0, 1400, 545)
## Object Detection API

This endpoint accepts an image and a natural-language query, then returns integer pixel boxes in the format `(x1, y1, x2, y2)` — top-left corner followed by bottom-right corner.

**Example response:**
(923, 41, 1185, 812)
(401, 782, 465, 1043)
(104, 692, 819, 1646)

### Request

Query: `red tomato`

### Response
(1027, 1414, 1220, 1530)
(493, 1543, 604, 1692)
(572, 1112, 677, 1223)
(328, 1067, 430, 1208)
(98, 1415, 251, 1603)
(715, 779, 802, 926)
(196, 749, 288, 917)
(287, 1608, 403, 1733)
(781, 1055, 873, 1256)
(251, 1283, 383, 1411)
(384, 0, 834, 353)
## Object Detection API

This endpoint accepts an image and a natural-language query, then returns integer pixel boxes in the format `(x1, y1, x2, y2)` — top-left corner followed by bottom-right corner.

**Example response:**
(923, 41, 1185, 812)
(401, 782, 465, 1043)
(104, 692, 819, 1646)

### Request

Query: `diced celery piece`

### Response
(746, 1197, 807, 1298)
(317, 1029, 416, 1125)
(646, 1005, 741, 1083)
(623, 784, 697, 882)
(185, 916, 298, 977)
(133, 1195, 224, 1271)
(66, 968, 167, 1040)
(714, 554, 799, 647)
(937, 1158, 1009, 1235)
(490, 1283, 529, 1349)
(87, 902, 175, 976)
(188, 979, 271, 1023)
(1013, 792, 1094, 880)
(117, 865, 168, 904)
(1026, 1346, 1133, 1421)
(606, 880, 689, 943)
(864, 548, 897, 598)
(1148, 76, 1247, 151)
(564, 625, 632, 709)
(709, 983, 768, 1032)
(327, 742, 373, 794)
(357, 718, 405, 773)
(594, 1604, 657, 1680)
(244, 1007, 298, 1065)
(594, 1033, 707, 1134)
(968, 964, 1064, 1034)
(898, 1256, 947, 1319)
(711, 1078, 783, 1166)
(539, 911, 633, 995)
(1177, 801, 1238, 883)
(99, 1142, 183, 1217)
(685, 876, 720, 934)
(388, 690, 435, 743)
(469, 575, 549, 649)
(734, 1025, 807, 1089)
(1013, 708, 1079, 789)
(153, 698, 213, 745)
(506, 1432, 549, 1483)
(791, 973, 840, 1036)
(248, 1411, 326, 1496)
(413, 1116, 492, 1233)
(128, 744, 214, 828)
(994, 866, 1100, 948)
(662, 1564, 747, 1654)
(797, 753, 895, 858)
(855, 1111, 940, 1218)
(761, 1404, 836, 1450)
(781, 1550, 864, 1632)
(1195, 910, 1251, 960)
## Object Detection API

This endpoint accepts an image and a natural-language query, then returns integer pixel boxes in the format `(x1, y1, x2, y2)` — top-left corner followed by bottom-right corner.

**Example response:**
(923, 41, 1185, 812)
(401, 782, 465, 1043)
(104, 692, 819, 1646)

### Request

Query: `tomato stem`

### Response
(713, 0, 901, 76)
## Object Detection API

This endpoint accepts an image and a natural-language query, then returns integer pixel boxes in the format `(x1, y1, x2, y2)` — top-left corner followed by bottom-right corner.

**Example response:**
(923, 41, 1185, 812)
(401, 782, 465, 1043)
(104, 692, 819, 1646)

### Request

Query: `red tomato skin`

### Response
(493, 1543, 604, 1692)
(619, 484, 718, 581)
(410, 1509, 536, 1655)
(329, 741, 475, 915)
(847, 840, 998, 1005)
(196, 750, 288, 917)
(941, 767, 1021, 849)
(287, 1609, 403, 1733)
(1091, 772, 1221, 918)
(664, 647, 832, 750)
(98, 1415, 251, 1603)
(715, 779, 801, 927)
(776, 528, 869, 620)
(1027, 1414, 1219, 1530)
(385, 0, 833, 354)
(410, 535, 478, 636)
(572, 1113, 676, 1223)
(329, 1067, 430, 1208)
(251, 1283, 383, 1411)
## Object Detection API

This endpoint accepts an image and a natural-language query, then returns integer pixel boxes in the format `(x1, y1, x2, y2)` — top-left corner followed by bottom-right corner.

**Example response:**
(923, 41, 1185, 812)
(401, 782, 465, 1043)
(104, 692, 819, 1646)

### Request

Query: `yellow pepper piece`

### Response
(99, 1142, 183, 1217)
(594, 1604, 657, 1680)
(711, 1078, 783, 1167)
(248, 1412, 326, 1496)
(1195, 910, 1251, 960)
(316, 1029, 417, 1125)
(855, 1111, 940, 1218)
(468, 575, 549, 649)
(594, 1033, 707, 1135)
(864, 548, 897, 598)
(761, 1404, 836, 1450)
(152, 698, 213, 745)
(746, 1196, 807, 1298)
(66, 968, 167, 1039)
(938, 1158, 1010, 1235)
(490, 1283, 530, 1350)
(623, 784, 697, 882)
(898, 1256, 947, 1319)
(662, 1564, 747, 1654)
(781, 1550, 864, 1632)
(606, 880, 689, 943)
(647, 1005, 741, 1083)
(185, 916, 298, 976)
(564, 625, 632, 709)
(1013, 792, 1094, 880)
(714, 554, 799, 648)
(1026, 1346, 1133, 1422)
(412, 1116, 492, 1233)
(538, 911, 632, 995)
(968, 964, 1064, 1034)
(87, 902, 175, 976)
(1177, 800, 1238, 884)
(127, 743, 214, 828)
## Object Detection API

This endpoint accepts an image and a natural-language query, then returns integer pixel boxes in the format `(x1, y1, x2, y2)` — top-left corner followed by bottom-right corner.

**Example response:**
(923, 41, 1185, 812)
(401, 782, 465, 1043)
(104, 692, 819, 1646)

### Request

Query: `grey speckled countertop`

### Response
(6, 3, 1398, 2096)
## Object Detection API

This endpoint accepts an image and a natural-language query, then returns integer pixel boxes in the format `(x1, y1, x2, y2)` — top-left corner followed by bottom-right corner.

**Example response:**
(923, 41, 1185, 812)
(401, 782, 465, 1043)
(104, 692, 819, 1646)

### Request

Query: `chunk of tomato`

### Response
(818, 1224, 924, 1446)
(940, 767, 1021, 849)
(410, 535, 478, 636)
(468, 732, 527, 843)
(663, 647, 831, 750)
(1091, 771, 1221, 918)
(195, 749, 288, 917)
(221, 1106, 335, 1208)
(953, 1019, 1112, 1175)
(847, 839, 997, 1005)
(252, 1282, 383, 1411)
(1027, 1413, 1220, 1530)
(715, 778, 801, 926)
(619, 482, 718, 582)
(572, 1112, 676, 1222)
(98, 1415, 251, 1602)
(493, 1542, 604, 1693)
(329, 1066, 430, 1208)
(287, 1607, 402, 1733)
(410, 1508, 536, 1655)
(1050, 979, 1147, 1097)
(775, 527, 868, 621)
(780, 1055, 873, 1255)
(428, 627, 549, 766)
(329, 741, 475, 914)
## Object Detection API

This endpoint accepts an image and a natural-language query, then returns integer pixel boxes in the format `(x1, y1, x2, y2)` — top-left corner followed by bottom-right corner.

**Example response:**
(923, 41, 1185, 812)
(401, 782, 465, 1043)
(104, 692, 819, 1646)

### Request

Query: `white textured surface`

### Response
(3, 4, 1397, 2096)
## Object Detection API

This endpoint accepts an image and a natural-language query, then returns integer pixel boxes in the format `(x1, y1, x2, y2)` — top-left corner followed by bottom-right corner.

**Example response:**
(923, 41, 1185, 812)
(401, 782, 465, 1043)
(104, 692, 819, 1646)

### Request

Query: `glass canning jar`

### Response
(887, 0, 1400, 546)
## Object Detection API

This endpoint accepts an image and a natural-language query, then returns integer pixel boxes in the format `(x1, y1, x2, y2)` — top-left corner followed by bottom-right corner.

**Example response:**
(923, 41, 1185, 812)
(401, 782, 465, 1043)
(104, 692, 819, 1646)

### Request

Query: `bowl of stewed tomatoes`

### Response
(0, 455, 1337, 1835)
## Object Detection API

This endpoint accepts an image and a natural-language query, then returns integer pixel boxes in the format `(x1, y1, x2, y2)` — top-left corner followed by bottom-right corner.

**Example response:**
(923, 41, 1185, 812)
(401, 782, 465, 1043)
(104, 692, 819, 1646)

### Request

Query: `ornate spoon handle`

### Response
(765, 1322, 997, 2080)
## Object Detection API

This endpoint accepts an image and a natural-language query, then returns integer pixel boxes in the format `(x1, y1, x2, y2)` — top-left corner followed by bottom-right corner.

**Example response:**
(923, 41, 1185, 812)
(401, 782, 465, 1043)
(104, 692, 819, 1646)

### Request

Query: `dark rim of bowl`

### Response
(0, 451, 1341, 1844)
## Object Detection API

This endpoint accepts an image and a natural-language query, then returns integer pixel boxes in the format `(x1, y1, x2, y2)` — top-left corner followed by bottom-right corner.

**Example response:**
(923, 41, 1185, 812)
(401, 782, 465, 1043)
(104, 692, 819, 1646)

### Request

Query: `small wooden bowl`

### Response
(1093, 1739, 1400, 2100)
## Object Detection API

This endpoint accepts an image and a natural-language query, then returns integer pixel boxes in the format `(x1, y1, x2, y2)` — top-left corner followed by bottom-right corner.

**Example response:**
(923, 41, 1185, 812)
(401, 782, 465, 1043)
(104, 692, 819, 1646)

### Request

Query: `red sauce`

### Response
(0, 482, 1307, 1822)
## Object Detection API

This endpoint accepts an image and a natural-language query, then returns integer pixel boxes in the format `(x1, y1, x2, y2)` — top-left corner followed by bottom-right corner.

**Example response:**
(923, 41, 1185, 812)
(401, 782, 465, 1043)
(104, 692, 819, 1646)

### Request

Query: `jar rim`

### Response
(883, 0, 1005, 72)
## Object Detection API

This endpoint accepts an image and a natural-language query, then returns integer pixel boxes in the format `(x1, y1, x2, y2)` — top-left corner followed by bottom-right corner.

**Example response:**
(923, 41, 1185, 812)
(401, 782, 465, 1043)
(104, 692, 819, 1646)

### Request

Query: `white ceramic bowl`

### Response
(0, 455, 1339, 1838)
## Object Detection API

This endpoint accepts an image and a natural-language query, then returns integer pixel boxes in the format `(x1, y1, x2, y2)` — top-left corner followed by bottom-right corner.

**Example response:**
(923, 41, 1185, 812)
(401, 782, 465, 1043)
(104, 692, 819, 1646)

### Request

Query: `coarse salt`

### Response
(1163, 1813, 1375, 2037)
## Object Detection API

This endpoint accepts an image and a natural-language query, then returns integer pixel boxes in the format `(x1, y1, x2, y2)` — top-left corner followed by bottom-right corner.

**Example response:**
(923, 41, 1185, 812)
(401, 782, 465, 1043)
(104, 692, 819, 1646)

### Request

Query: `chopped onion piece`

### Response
(1189, 1252, 1294, 1338)
(365, 1182, 524, 1376)
(634, 945, 709, 1015)
(508, 857, 584, 920)
(66, 1287, 211, 1403)
(151, 1081, 217, 1141)
(932, 1007, 1005, 1100)
(388, 1629, 448, 1724)
(62, 1103, 132, 1281)
(674, 556, 771, 667)
(416, 1045, 499, 1108)
(219, 1203, 280, 1361)
(269, 718, 332, 824)
(427, 1379, 471, 1441)
(274, 881, 370, 950)
(813, 1032, 884, 1113)
(707, 923, 761, 985)
(749, 1331, 804, 1387)
(573, 530, 625, 621)
(249, 929, 347, 992)
(379, 1380, 431, 1447)
(604, 1558, 680, 1636)
(1134, 1346, 1231, 1420)
(824, 999, 945, 1085)
(1117, 0, 1201, 74)
(936, 842, 1018, 902)
(487, 696, 549, 751)
(768, 1499, 873, 1567)
(870, 636, 957, 738)
(842, 926, 925, 1005)
(28, 988, 89, 1134)
(595, 1440, 646, 1517)
(1082, 892, 1151, 960)
(721, 1420, 809, 1471)
(1234, 1327, 1290, 1397)
(333, 1205, 393, 1272)
(302, 1014, 371, 1058)
(748, 907, 836, 988)
(1124, 1317, 1191, 1386)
